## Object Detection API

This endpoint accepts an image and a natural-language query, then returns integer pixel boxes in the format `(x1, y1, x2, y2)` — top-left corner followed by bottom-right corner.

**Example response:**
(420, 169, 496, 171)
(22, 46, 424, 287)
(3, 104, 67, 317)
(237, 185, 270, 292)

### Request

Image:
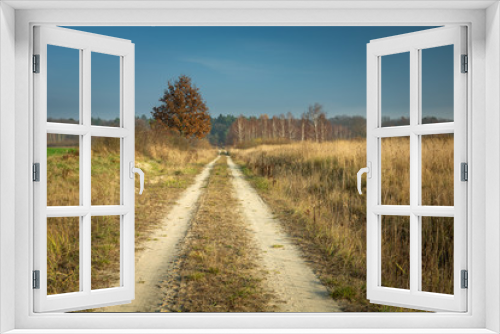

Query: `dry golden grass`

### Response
(46, 132, 217, 296)
(46, 129, 453, 312)
(161, 156, 275, 312)
(232, 136, 454, 312)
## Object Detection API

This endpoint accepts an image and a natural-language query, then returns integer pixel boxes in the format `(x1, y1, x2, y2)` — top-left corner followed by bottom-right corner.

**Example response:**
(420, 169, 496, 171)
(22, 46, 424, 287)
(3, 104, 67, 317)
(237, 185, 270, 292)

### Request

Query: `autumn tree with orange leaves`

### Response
(152, 75, 211, 139)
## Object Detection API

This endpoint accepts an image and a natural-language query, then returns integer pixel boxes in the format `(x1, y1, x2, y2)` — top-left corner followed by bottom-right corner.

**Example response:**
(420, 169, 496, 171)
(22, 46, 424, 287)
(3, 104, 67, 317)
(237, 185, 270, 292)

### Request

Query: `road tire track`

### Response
(94, 156, 220, 312)
(227, 156, 341, 312)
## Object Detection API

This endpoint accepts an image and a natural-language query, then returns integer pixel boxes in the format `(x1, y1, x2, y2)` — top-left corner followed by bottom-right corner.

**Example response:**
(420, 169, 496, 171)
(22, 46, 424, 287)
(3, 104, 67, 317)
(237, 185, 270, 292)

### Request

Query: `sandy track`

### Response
(227, 156, 341, 312)
(95, 156, 220, 312)
(95, 155, 339, 312)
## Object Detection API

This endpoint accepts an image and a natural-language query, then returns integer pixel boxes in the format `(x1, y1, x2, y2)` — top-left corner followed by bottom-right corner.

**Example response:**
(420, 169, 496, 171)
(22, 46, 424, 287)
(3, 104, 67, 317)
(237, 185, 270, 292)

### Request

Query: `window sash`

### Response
(32, 25, 136, 313)
(366, 26, 468, 312)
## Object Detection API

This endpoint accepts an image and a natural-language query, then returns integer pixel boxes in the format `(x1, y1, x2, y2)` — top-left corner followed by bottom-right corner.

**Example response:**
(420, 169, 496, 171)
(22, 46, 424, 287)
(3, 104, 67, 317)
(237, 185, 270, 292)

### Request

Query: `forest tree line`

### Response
(226, 103, 366, 147)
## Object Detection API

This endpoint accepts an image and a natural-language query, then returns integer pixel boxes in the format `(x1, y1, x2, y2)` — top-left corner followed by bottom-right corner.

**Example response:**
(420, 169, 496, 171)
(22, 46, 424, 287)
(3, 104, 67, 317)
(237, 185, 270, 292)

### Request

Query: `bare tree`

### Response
(300, 113, 307, 142)
(228, 115, 246, 144)
(249, 117, 258, 140)
(319, 113, 331, 142)
(271, 116, 278, 139)
(279, 114, 286, 138)
(226, 106, 346, 146)
(286, 112, 295, 141)
(305, 103, 323, 142)
(260, 114, 269, 139)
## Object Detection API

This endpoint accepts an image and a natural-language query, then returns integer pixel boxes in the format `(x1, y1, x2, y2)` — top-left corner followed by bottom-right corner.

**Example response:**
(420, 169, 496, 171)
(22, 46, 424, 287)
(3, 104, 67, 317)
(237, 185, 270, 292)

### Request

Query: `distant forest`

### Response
(223, 115, 365, 147)
(212, 113, 451, 147)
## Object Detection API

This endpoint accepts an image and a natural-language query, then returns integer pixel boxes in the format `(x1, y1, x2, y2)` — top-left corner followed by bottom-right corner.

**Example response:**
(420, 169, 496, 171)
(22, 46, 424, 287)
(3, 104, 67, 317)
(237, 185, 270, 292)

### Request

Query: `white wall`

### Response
(0, 2, 16, 333)
(5, 4, 496, 332)
(486, 2, 500, 332)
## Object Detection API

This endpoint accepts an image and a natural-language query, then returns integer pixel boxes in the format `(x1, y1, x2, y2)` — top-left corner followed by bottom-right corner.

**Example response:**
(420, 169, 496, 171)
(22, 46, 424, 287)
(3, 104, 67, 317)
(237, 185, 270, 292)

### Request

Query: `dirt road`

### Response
(96, 154, 339, 312)
(95, 156, 220, 312)
(227, 156, 341, 312)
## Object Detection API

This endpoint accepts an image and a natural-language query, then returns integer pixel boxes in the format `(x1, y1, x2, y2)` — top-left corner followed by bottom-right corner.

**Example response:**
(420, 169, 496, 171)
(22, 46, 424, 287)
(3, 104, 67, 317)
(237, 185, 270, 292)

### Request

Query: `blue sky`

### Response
(48, 26, 453, 121)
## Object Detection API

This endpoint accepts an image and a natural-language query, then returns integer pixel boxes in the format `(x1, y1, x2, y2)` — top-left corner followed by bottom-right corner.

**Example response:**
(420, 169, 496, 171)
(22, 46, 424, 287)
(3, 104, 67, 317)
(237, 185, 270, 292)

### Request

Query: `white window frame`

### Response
(366, 26, 468, 312)
(33, 26, 136, 313)
(1, 1, 499, 333)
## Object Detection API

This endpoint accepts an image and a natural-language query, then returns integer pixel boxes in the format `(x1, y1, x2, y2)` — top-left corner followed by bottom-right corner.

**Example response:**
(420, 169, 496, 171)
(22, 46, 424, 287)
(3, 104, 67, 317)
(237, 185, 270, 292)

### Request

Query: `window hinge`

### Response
(33, 54, 40, 73)
(33, 163, 40, 182)
(33, 270, 40, 289)
(461, 162, 468, 182)
(461, 270, 468, 289)
(461, 54, 468, 73)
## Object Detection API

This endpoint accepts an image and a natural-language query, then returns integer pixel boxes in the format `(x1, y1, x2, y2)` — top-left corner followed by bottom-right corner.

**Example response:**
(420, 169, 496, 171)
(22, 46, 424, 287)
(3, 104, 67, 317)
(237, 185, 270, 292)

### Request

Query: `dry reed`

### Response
(233, 137, 454, 311)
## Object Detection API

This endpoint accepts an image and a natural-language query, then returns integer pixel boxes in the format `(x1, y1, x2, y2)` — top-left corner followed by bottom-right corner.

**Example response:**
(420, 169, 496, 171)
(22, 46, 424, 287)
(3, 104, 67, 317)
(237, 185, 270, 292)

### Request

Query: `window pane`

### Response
(47, 217, 80, 295)
(47, 45, 80, 124)
(421, 217, 454, 294)
(91, 137, 120, 205)
(421, 45, 454, 124)
(421, 134, 454, 206)
(91, 52, 120, 127)
(381, 52, 410, 127)
(381, 215, 410, 290)
(91, 216, 121, 290)
(381, 137, 410, 205)
(47, 134, 80, 206)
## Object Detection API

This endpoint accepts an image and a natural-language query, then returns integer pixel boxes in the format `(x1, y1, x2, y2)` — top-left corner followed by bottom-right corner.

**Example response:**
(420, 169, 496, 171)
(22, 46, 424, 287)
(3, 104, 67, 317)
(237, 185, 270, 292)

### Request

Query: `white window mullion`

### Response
(122, 48, 135, 294)
(373, 123, 454, 138)
(373, 205, 454, 217)
(46, 123, 87, 134)
(413, 206, 454, 217)
(413, 123, 454, 135)
(409, 47, 420, 295)
(90, 126, 130, 138)
(78, 48, 84, 293)
(372, 205, 411, 215)
(119, 55, 125, 287)
(81, 214, 91, 294)
(82, 47, 92, 295)
(372, 126, 411, 138)
(46, 123, 130, 138)
(46, 206, 129, 217)
(365, 45, 379, 301)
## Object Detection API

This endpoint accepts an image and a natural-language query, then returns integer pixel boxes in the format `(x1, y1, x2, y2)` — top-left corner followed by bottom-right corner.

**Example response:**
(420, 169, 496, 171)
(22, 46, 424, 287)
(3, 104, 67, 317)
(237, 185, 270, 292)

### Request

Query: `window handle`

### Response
(357, 162, 372, 195)
(129, 162, 145, 195)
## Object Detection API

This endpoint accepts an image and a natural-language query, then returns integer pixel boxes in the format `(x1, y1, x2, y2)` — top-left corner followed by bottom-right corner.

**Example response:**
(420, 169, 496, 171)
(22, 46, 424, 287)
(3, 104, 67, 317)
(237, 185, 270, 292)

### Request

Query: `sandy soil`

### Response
(160, 156, 274, 312)
(94, 154, 339, 312)
(227, 156, 341, 312)
(94, 156, 220, 312)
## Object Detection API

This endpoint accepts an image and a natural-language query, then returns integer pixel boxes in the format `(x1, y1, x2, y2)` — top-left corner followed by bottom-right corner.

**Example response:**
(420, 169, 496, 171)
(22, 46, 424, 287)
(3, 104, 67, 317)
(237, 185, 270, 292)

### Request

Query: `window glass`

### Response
(381, 215, 410, 290)
(47, 45, 80, 124)
(91, 137, 121, 205)
(47, 217, 80, 295)
(381, 137, 410, 205)
(421, 134, 454, 206)
(381, 52, 410, 127)
(421, 217, 454, 294)
(91, 52, 120, 127)
(91, 216, 121, 290)
(47, 134, 80, 206)
(421, 45, 454, 124)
